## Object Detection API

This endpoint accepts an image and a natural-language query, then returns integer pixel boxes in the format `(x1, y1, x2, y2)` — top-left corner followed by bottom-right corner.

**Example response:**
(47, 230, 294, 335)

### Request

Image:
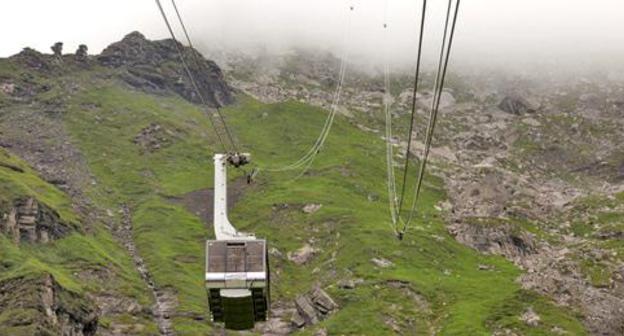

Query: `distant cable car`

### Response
(205, 153, 269, 330)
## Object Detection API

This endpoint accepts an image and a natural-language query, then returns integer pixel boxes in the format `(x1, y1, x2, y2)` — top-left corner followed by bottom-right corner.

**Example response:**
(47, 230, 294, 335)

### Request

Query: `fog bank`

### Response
(1, 0, 623, 74)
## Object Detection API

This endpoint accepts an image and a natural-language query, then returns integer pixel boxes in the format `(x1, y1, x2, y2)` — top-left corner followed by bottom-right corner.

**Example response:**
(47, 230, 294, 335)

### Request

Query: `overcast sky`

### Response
(1, 0, 623, 72)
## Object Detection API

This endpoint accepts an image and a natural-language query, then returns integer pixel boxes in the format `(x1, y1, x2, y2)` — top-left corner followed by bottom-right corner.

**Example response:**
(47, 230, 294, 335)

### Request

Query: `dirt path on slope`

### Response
(117, 205, 176, 336)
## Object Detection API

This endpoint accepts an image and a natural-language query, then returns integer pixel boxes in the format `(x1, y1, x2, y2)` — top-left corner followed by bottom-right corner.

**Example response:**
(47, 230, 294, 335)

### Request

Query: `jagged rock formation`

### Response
(98, 31, 233, 107)
(51, 42, 63, 58)
(1, 197, 71, 244)
(0, 274, 98, 335)
(75, 44, 88, 62)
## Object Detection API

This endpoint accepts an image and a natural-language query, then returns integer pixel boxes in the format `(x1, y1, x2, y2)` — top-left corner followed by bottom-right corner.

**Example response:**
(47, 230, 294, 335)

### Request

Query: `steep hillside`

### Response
(0, 33, 592, 335)
(213, 49, 624, 335)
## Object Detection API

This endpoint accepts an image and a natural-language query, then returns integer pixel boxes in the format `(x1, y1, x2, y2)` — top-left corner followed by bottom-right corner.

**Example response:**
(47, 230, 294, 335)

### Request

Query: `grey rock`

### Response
(293, 288, 338, 329)
(498, 96, 538, 115)
(371, 257, 394, 268)
(98, 31, 233, 107)
(75, 44, 88, 61)
(1, 197, 71, 244)
(51, 42, 63, 58)
(288, 244, 317, 265)
(302, 203, 322, 214)
(520, 307, 540, 327)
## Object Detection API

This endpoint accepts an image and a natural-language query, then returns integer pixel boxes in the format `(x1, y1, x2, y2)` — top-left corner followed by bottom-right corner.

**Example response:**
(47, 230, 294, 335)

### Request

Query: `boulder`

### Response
(520, 307, 541, 327)
(293, 288, 338, 328)
(302, 203, 322, 214)
(371, 257, 394, 268)
(288, 244, 317, 265)
(337, 278, 363, 289)
(498, 96, 538, 115)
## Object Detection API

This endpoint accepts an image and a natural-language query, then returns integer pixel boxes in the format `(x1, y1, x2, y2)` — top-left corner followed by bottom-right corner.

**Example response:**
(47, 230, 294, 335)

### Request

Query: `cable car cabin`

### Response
(205, 239, 269, 330)
(207, 153, 269, 329)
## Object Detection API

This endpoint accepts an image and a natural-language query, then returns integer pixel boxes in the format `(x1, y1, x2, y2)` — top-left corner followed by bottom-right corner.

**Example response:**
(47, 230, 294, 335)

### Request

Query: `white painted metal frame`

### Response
(213, 153, 255, 241)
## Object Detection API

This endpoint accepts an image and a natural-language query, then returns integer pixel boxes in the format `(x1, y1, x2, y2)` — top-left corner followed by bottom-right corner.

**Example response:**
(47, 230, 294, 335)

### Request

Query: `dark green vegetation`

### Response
(0, 52, 589, 335)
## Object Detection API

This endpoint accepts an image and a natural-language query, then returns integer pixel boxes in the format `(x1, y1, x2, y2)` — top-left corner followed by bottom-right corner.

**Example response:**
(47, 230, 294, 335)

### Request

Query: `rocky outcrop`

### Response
(291, 288, 338, 328)
(1, 197, 71, 244)
(0, 273, 98, 335)
(75, 44, 88, 62)
(448, 220, 536, 261)
(51, 42, 63, 58)
(10, 47, 52, 71)
(98, 31, 233, 107)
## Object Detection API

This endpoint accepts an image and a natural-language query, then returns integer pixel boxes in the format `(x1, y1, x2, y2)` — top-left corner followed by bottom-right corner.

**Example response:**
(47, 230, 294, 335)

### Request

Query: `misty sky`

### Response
(1, 0, 623, 71)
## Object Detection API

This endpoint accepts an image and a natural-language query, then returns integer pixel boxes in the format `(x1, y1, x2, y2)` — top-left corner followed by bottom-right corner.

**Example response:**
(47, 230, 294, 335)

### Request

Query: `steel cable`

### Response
(400, 0, 461, 237)
(154, 0, 228, 152)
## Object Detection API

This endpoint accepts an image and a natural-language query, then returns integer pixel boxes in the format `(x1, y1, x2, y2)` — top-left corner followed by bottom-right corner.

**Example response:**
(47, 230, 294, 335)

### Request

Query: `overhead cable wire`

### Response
(169, 0, 239, 152)
(154, 0, 228, 152)
(264, 3, 354, 174)
(400, 0, 460, 238)
(381, 0, 400, 234)
(397, 0, 427, 218)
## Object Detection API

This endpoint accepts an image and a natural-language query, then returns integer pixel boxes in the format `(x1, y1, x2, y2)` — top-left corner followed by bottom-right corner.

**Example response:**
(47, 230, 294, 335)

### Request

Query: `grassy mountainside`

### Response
(0, 147, 157, 335)
(0, 37, 590, 335)
(62, 78, 585, 334)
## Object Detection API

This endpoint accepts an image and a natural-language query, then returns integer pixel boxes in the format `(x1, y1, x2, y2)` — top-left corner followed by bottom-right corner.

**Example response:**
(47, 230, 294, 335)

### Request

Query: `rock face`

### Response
(498, 96, 537, 115)
(1, 197, 71, 244)
(292, 288, 338, 328)
(98, 31, 233, 107)
(448, 221, 536, 261)
(0, 274, 98, 335)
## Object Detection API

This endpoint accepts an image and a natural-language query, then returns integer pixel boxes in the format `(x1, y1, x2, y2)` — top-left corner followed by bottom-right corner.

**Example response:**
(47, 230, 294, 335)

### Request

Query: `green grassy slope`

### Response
(60, 73, 586, 335)
(0, 148, 157, 335)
